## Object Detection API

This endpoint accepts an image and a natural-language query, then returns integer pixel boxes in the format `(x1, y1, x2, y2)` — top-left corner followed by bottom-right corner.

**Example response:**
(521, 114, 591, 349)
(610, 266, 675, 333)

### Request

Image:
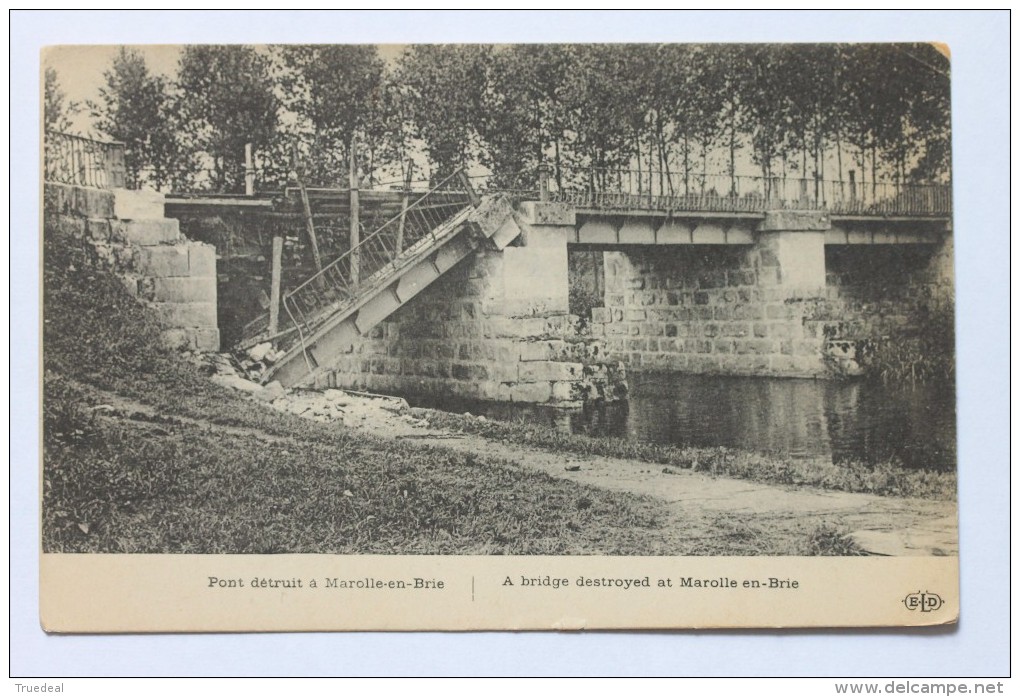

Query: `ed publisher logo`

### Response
(903, 591, 943, 612)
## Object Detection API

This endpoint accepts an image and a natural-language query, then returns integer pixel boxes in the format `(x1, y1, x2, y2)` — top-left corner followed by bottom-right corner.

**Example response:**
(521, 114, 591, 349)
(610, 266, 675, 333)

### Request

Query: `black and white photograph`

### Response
(33, 37, 971, 635)
(13, 8, 1014, 680)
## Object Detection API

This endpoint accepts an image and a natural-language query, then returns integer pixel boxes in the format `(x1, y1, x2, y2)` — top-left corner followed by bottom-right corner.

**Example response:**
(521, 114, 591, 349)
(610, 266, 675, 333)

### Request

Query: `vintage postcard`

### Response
(40, 43, 958, 632)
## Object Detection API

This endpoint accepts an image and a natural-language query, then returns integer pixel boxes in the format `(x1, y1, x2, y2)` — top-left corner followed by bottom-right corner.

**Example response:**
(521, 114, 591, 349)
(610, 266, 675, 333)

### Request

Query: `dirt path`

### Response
(76, 378, 958, 557)
(272, 388, 958, 557)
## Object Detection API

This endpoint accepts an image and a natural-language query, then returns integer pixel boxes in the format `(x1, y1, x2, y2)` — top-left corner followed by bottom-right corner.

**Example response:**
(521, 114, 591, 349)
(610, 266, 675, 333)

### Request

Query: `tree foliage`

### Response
(176, 46, 280, 192)
(44, 67, 73, 134)
(91, 48, 184, 189)
(75, 43, 950, 193)
(275, 45, 387, 186)
(394, 45, 489, 182)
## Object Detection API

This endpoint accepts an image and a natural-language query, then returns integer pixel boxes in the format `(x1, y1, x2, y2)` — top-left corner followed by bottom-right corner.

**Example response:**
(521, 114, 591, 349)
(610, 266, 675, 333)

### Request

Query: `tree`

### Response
(44, 67, 73, 134)
(275, 45, 388, 187)
(395, 45, 489, 181)
(476, 45, 575, 190)
(176, 46, 280, 192)
(91, 47, 183, 189)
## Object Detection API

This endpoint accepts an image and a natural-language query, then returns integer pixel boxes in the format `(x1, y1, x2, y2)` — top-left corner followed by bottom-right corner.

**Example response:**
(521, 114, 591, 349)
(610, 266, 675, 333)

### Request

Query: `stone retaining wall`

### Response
(44, 183, 219, 351)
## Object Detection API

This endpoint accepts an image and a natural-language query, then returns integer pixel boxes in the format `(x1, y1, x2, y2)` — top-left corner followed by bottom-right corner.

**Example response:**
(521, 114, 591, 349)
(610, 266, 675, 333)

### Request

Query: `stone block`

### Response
(134, 245, 191, 276)
(114, 188, 165, 220)
(591, 307, 611, 324)
(625, 309, 646, 322)
(550, 381, 575, 402)
(517, 201, 576, 226)
(115, 219, 181, 246)
(73, 186, 116, 218)
(518, 361, 583, 382)
(721, 322, 750, 338)
(519, 339, 567, 362)
(734, 338, 776, 355)
(140, 276, 217, 304)
(48, 215, 86, 241)
(511, 382, 552, 403)
(733, 304, 765, 321)
(468, 194, 515, 235)
(727, 269, 756, 287)
(189, 243, 217, 276)
(85, 218, 113, 242)
(152, 301, 218, 328)
(793, 339, 821, 356)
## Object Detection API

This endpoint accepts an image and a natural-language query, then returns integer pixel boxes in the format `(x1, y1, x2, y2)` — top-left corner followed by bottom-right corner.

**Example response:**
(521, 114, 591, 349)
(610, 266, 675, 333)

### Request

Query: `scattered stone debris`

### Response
(204, 353, 415, 428)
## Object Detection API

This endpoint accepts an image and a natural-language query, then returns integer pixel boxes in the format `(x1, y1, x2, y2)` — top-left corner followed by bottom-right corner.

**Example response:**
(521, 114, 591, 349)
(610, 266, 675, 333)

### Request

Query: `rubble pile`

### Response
(231, 341, 287, 383)
(205, 347, 413, 428)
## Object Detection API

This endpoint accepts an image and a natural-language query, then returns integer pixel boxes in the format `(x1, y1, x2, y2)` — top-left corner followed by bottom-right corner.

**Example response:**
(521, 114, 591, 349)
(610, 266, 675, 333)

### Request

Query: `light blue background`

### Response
(11, 10, 1010, 677)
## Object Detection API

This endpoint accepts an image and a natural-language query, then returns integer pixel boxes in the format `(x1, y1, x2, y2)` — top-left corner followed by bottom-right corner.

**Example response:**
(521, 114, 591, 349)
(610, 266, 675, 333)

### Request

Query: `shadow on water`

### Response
(407, 373, 956, 472)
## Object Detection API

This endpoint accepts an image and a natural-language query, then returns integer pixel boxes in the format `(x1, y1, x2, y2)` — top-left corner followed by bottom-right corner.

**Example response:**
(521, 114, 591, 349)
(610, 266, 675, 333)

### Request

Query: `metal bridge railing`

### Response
(44, 131, 127, 189)
(282, 169, 478, 339)
(545, 166, 951, 217)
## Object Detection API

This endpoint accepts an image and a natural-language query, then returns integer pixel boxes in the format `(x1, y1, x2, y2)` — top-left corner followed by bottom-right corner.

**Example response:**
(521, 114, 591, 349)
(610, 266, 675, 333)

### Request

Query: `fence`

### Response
(545, 166, 951, 217)
(44, 131, 127, 189)
(281, 169, 478, 338)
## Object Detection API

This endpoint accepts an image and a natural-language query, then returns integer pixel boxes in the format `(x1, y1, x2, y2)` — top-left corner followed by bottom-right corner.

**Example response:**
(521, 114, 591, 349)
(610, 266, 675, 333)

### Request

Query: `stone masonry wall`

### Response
(592, 234, 952, 377)
(44, 183, 219, 351)
(321, 249, 624, 407)
(595, 245, 827, 377)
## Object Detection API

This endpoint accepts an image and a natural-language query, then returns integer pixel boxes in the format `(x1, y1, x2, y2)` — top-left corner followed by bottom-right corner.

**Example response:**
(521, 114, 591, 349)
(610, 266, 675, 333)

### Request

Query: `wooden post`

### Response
(349, 135, 360, 285)
(106, 142, 127, 189)
(291, 150, 322, 273)
(459, 169, 480, 207)
(244, 142, 255, 196)
(268, 235, 283, 335)
(395, 158, 414, 256)
(297, 177, 322, 273)
(538, 164, 551, 202)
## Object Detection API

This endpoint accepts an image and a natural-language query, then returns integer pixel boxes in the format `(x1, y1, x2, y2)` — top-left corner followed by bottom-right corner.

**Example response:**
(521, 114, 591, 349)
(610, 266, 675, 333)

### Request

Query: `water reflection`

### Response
(409, 374, 957, 472)
(572, 374, 956, 471)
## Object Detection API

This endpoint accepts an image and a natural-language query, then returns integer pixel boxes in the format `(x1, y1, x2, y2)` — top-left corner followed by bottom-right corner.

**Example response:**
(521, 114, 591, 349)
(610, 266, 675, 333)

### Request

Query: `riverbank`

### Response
(42, 228, 956, 555)
(263, 384, 957, 556)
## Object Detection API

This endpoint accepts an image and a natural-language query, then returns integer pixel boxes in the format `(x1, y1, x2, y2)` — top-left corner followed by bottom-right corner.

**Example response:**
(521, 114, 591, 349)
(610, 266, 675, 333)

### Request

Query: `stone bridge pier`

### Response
(588, 210, 834, 377)
(321, 199, 625, 408)
(316, 198, 952, 403)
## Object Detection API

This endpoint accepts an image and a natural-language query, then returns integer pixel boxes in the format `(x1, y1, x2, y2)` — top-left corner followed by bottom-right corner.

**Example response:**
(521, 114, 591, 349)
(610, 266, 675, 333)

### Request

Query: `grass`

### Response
(43, 214, 868, 555)
(414, 410, 957, 501)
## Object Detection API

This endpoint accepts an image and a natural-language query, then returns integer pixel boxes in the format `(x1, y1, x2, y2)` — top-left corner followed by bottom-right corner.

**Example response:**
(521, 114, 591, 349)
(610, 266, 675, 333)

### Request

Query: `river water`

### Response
(418, 374, 957, 472)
